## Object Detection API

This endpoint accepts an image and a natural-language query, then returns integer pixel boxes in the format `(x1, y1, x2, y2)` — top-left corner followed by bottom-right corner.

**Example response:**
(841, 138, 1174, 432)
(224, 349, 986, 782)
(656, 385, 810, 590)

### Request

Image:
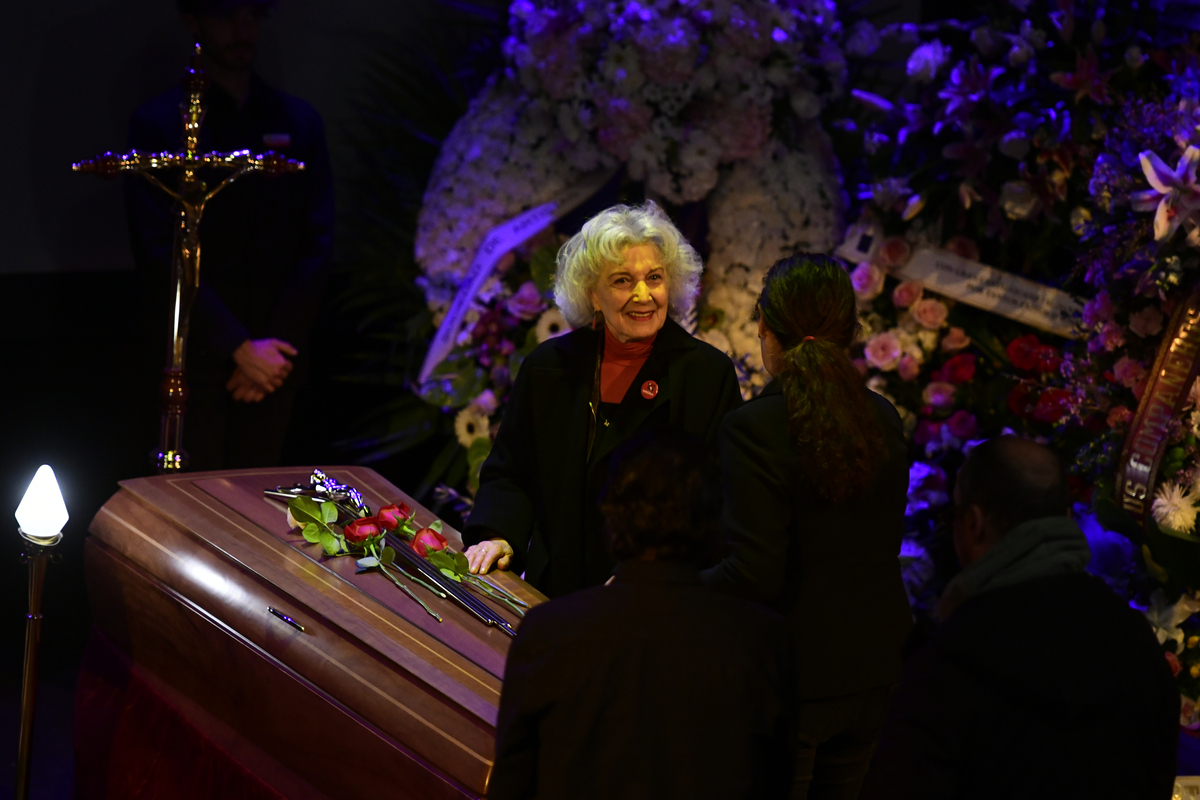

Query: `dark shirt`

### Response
(126, 74, 334, 382)
(466, 319, 742, 597)
(861, 573, 1180, 800)
(490, 559, 796, 800)
(701, 383, 912, 699)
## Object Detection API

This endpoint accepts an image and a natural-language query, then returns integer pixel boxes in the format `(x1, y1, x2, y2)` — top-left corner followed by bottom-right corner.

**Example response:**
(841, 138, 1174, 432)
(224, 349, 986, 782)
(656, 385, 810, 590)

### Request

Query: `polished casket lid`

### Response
(88, 466, 543, 798)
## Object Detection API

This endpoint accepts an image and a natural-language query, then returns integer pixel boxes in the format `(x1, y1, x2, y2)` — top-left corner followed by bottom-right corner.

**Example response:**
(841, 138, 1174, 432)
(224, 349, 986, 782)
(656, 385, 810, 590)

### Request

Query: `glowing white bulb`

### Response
(15, 465, 68, 540)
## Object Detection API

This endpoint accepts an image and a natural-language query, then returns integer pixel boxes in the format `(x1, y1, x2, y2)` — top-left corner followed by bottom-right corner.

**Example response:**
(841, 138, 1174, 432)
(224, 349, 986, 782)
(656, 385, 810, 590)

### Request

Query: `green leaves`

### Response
(427, 548, 469, 582)
(289, 496, 343, 556)
(466, 437, 493, 495)
(381, 546, 396, 566)
(529, 245, 558, 295)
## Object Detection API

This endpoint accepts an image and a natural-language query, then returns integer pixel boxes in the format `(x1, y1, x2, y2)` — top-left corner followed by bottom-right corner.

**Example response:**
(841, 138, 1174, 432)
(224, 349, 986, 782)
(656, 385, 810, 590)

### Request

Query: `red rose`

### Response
(1167, 651, 1183, 677)
(1008, 382, 1035, 417)
(946, 410, 978, 439)
(942, 353, 976, 384)
(344, 517, 383, 545)
(913, 420, 944, 446)
(1006, 334, 1042, 371)
(377, 503, 413, 532)
(411, 528, 449, 558)
(1031, 389, 1071, 424)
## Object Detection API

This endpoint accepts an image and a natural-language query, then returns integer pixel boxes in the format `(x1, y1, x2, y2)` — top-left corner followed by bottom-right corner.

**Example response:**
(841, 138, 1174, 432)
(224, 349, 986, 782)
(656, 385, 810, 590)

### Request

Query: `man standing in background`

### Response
(127, 0, 333, 470)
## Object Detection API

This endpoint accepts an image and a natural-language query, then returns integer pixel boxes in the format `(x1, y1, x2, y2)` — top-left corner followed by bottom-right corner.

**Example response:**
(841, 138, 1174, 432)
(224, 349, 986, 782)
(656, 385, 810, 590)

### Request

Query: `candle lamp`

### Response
(13, 465, 68, 800)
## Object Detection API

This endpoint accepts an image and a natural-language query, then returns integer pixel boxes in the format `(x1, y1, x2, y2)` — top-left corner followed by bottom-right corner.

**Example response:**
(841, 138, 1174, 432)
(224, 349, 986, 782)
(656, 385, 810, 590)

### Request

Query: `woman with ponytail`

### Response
(702, 253, 911, 800)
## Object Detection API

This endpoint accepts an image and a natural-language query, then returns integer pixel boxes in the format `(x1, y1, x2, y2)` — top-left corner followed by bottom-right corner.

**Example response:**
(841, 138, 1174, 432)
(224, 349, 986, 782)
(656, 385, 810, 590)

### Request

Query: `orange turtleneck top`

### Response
(600, 325, 656, 403)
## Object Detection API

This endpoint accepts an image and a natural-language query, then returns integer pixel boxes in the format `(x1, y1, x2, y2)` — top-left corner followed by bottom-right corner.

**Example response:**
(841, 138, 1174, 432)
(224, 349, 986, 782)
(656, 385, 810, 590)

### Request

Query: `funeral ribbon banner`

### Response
(898, 248, 1084, 339)
(418, 170, 616, 384)
(1118, 288, 1200, 524)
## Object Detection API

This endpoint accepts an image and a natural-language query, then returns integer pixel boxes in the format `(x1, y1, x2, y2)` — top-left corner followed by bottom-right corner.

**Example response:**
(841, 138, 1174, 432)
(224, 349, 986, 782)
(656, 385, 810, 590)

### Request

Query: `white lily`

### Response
(1143, 590, 1200, 652)
(1131, 146, 1200, 241)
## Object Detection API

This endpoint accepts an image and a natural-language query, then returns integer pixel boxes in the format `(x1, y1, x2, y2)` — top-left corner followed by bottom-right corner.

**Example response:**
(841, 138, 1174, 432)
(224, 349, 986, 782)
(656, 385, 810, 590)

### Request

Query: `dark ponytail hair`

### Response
(758, 253, 888, 504)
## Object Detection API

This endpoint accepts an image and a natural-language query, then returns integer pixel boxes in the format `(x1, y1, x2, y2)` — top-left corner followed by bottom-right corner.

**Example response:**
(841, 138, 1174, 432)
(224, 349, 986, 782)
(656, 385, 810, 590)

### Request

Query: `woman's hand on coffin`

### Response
(464, 538, 514, 574)
(226, 367, 266, 402)
(233, 338, 297, 391)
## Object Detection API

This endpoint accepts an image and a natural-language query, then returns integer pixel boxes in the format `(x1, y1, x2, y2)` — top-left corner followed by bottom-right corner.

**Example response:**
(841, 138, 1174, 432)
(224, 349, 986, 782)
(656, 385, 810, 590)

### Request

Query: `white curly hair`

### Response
(553, 201, 704, 329)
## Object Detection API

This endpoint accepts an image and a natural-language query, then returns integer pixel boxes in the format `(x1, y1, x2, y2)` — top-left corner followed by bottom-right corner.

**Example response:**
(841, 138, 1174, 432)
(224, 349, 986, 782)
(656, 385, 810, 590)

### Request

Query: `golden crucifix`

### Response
(73, 44, 304, 473)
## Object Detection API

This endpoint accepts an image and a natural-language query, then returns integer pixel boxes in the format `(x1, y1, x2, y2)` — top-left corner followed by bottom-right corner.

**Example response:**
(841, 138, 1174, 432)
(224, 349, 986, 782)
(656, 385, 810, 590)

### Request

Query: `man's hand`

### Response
(464, 538, 514, 575)
(233, 338, 297, 392)
(226, 367, 267, 402)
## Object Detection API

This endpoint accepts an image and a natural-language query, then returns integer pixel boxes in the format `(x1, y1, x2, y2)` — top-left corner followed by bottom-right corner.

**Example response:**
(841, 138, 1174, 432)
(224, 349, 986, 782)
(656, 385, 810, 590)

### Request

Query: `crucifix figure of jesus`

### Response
(74, 44, 303, 473)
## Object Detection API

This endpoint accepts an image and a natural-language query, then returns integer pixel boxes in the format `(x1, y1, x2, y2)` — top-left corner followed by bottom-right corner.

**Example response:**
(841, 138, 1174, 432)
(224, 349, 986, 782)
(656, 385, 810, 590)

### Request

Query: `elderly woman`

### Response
(462, 201, 742, 597)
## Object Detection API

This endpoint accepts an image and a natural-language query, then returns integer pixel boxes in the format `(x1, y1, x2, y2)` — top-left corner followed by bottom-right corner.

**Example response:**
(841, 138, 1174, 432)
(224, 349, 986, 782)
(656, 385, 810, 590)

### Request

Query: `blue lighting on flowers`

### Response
(772, 27, 788, 42)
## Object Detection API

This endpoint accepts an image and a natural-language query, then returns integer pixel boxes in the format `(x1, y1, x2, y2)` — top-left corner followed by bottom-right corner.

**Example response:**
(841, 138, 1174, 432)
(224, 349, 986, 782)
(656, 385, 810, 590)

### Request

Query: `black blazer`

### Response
(490, 559, 796, 800)
(466, 318, 742, 597)
(701, 382, 912, 699)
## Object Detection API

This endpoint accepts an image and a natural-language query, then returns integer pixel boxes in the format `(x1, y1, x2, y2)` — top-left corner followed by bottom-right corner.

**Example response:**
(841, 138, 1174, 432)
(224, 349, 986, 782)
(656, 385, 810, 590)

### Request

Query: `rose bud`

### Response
(411, 528, 449, 558)
(343, 517, 383, 545)
(377, 503, 413, 531)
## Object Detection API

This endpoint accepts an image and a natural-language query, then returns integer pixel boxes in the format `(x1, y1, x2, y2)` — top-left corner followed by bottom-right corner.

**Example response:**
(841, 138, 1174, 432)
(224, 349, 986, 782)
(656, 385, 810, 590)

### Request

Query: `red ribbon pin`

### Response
(641, 380, 659, 400)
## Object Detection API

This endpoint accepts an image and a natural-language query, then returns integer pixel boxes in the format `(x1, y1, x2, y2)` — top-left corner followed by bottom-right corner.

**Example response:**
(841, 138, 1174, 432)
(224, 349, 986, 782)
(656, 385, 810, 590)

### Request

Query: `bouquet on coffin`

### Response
(268, 470, 526, 635)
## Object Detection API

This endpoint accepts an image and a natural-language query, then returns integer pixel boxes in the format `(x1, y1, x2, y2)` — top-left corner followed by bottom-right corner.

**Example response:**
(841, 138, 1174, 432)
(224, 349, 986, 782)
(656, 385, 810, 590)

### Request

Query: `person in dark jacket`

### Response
(860, 436, 1180, 800)
(463, 201, 742, 598)
(127, 0, 334, 470)
(701, 253, 912, 800)
(490, 432, 796, 800)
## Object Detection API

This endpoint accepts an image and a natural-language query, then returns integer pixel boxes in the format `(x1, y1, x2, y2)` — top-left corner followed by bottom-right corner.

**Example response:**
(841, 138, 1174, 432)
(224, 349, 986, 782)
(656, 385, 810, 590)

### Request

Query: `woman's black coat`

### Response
(465, 318, 742, 598)
(701, 382, 913, 699)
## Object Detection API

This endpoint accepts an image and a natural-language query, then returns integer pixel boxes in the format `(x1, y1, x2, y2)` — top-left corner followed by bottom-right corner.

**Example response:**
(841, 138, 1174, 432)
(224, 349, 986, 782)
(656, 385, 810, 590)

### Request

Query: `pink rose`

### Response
(864, 331, 903, 371)
(1098, 320, 1126, 352)
(911, 297, 950, 330)
(940, 327, 971, 352)
(946, 409, 978, 439)
(851, 262, 886, 301)
(892, 280, 924, 309)
(922, 381, 957, 409)
(1112, 356, 1147, 389)
(505, 281, 545, 320)
(944, 235, 980, 262)
(1107, 405, 1133, 428)
(875, 237, 913, 269)
(1127, 306, 1165, 338)
(376, 504, 413, 532)
(1081, 292, 1115, 328)
(898, 354, 921, 381)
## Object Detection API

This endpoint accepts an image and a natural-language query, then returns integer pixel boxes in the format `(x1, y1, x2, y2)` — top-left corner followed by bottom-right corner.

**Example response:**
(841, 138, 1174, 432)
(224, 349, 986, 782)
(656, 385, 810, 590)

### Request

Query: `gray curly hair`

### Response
(553, 201, 704, 329)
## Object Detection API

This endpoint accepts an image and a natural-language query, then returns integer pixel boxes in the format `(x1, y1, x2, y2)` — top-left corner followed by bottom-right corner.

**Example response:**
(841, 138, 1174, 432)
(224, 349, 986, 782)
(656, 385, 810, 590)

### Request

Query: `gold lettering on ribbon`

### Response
(1117, 291, 1200, 522)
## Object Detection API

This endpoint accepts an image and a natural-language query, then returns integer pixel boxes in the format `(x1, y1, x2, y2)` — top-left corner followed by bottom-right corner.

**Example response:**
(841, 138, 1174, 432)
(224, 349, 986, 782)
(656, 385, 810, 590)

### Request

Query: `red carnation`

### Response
(1008, 382, 1035, 417)
(942, 353, 977, 384)
(1031, 389, 1072, 424)
(946, 410, 978, 439)
(1006, 334, 1042, 371)
(913, 420, 944, 446)
(377, 503, 413, 532)
(1033, 344, 1061, 374)
(344, 517, 383, 545)
(411, 528, 449, 558)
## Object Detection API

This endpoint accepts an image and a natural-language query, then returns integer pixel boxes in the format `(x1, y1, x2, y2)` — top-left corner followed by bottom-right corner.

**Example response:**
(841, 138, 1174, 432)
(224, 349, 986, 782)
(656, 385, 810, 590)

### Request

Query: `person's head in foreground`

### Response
(599, 430, 719, 564)
(756, 252, 888, 504)
(554, 201, 703, 343)
(952, 435, 1071, 568)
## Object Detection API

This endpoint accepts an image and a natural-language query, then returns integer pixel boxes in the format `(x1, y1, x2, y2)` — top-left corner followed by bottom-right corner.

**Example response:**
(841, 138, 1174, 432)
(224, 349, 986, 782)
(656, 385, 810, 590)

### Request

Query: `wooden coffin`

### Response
(85, 466, 544, 799)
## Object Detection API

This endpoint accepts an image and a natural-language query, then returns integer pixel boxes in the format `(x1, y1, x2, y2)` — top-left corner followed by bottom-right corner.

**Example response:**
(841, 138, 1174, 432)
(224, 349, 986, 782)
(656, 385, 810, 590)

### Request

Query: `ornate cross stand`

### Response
(73, 44, 304, 473)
